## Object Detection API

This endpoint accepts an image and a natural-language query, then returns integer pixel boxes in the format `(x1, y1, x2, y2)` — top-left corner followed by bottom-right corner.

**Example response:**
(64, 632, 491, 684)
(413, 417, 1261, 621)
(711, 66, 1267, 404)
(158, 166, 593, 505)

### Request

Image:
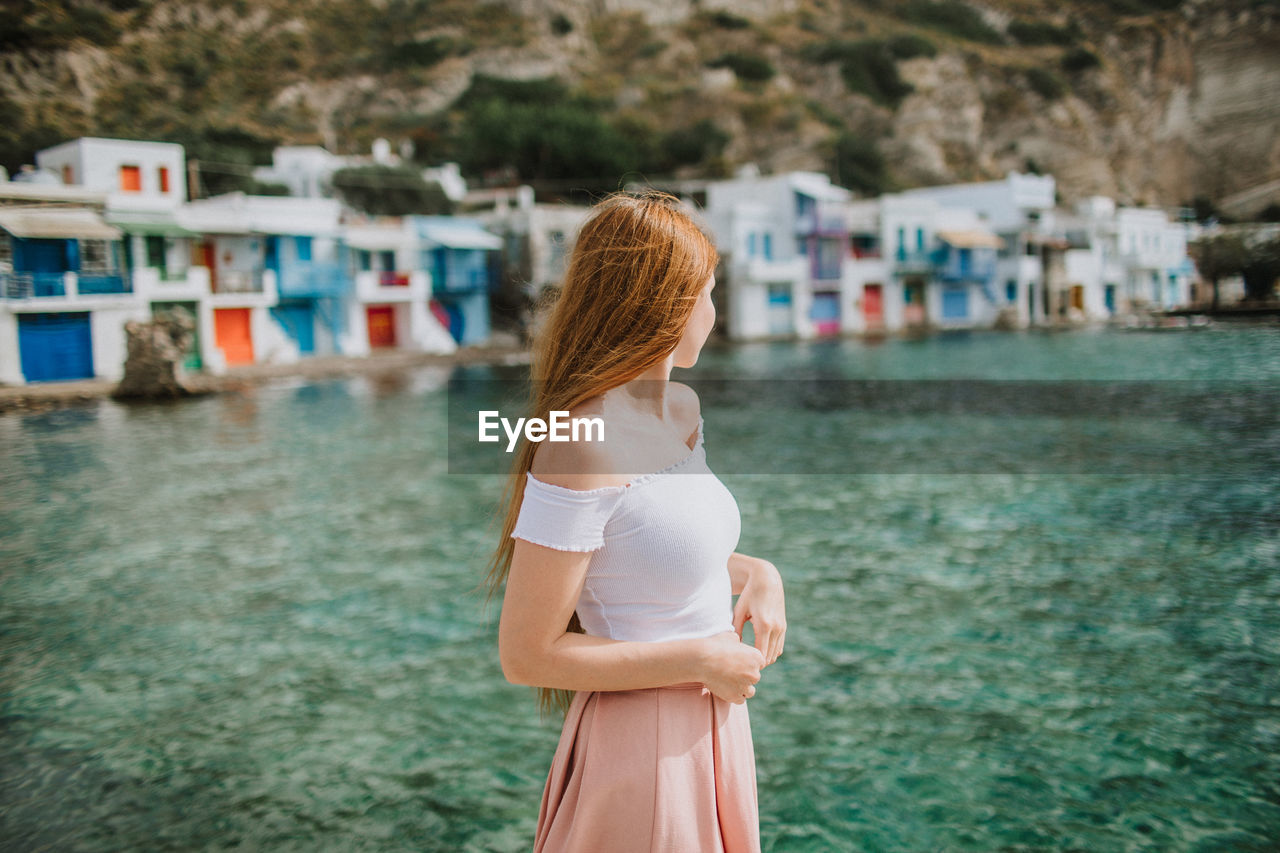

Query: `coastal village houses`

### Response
(704, 168, 1198, 340)
(0, 176, 139, 384)
(0, 137, 466, 386)
(704, 168, 849, 340)
(1, 135, 1204, 384)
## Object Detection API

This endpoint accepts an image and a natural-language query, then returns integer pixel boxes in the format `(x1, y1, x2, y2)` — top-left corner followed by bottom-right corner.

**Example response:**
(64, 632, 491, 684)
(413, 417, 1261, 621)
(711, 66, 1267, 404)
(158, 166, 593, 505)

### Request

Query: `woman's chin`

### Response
(673, 354, 698, 369)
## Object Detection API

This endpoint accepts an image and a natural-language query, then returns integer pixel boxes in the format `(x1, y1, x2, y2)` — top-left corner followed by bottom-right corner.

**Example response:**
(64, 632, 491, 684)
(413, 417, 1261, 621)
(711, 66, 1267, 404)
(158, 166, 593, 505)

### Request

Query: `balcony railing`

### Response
(2, 272, 63, 298)
(434, 268, 493, 294)
(275, 263, 348, 297)
(378, 271, 411, 288)
(1, 271, 130, 298)
(78, 274, 130, 295)
(214, 268, 265, 294)
(936, 252, 997, 282)
(893, 250, 933, 274)
(796, 205, 847, 236)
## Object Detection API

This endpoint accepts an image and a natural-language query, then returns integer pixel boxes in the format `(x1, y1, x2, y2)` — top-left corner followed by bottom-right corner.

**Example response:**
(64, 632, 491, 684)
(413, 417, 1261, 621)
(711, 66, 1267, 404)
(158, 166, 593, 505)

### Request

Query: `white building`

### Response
(476, 185, 591, 301)
(252, 146, 347, 199)
(897, 171, 1056, 328)
(0, 180, 147, 384)
(844, 194, 1006, 333)
(1112, 205, 1193, 311)
(705, 169, 849, 340)
(253, 142, 468, 203)
(343, 214, 456, 356)
(1048, 196, 1194, 319)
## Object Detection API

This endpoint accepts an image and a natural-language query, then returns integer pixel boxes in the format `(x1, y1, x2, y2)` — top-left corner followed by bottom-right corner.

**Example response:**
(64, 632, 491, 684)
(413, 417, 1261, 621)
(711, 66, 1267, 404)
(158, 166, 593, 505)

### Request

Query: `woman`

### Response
(485, 191, 787, 852)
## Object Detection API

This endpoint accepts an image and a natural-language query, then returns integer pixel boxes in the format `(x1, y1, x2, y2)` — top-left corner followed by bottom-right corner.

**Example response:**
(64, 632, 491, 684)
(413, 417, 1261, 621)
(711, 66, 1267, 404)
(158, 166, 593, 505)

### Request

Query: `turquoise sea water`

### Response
(2, 327, 1278, 851)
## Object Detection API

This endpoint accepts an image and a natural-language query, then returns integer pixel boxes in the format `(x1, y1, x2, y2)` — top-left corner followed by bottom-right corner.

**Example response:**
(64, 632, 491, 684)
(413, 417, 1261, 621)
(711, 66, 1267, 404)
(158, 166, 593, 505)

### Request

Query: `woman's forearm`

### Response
(503, 631, 706, 692)
(727, 551, 779, 595)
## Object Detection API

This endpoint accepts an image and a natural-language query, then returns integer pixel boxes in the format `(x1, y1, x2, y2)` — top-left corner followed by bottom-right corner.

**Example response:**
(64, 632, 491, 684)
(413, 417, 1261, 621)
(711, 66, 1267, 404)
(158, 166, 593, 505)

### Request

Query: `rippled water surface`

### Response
(2, 327, 1278, 851)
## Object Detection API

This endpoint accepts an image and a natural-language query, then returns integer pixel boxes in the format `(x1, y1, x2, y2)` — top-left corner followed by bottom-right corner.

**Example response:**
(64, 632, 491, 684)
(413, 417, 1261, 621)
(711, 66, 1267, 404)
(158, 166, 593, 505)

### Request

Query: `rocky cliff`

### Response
(1, 0, 1276, 209)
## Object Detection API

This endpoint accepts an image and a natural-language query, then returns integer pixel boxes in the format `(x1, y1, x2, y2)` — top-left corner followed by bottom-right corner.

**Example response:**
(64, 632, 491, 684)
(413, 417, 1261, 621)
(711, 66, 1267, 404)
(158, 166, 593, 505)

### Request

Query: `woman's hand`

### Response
(697, 631, 764, 704)
(732, 559, 787, 667)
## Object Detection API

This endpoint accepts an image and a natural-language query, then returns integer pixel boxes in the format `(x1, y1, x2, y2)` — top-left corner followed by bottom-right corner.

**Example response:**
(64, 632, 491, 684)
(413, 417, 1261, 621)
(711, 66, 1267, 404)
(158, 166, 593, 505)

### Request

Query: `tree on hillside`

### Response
(1189, 233, 1247, 309)
(1240, 235, 1280, 302)
(331, 165, 454, 216)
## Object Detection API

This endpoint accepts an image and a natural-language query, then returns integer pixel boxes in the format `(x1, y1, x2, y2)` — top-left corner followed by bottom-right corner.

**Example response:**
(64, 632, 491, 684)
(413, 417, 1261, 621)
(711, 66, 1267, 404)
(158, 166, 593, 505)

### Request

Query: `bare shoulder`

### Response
(528, 401, 630, 492)
(668, 381, 703, 444)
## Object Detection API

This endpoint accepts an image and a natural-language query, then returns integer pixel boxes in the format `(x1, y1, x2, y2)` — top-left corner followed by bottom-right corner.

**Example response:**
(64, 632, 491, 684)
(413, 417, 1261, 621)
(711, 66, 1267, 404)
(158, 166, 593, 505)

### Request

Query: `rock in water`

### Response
(111, 308, 205, 400)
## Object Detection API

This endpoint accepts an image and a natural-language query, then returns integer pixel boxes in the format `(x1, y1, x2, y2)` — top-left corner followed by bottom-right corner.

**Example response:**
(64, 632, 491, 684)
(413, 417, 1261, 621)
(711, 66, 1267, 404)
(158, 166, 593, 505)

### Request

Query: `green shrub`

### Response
(898, 0, 1004, 45)
(1061, 47, 1101, 73)
(550, 13, 572, 35)
(708, 11, 751, 29)
(805, 40, 914, 108)
(251, 182, 292, 196)
(1007, 19, 1083, 46)
(1024, 67, 1066, 100)
(887, 33, 938, 59)
(707, 52, 776, 83)
(333, 166, 455, 216)
(833, 133, 889, 195)
(660, 120, 730, 169)
(1100, 0, 1183, 14)
(447, 79, 646, 184)
(385, 36, 461, 69)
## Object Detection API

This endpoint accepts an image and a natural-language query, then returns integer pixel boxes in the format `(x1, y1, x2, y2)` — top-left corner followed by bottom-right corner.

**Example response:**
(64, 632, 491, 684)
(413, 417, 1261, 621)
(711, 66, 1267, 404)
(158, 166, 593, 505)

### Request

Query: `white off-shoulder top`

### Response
(511, 417, 741, 643)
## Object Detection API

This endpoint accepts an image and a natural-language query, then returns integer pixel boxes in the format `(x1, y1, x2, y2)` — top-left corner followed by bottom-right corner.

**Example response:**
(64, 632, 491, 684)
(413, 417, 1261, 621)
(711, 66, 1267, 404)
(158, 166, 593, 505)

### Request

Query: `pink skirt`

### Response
(533, 682, 761, 853)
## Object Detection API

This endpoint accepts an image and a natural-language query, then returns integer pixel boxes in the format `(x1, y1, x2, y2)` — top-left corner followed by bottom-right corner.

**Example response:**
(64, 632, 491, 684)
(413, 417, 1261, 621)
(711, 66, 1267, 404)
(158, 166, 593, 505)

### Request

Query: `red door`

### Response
(367, 305, 396, 348)
(214, 308, 254, 366)
(863, 284, 883, 328)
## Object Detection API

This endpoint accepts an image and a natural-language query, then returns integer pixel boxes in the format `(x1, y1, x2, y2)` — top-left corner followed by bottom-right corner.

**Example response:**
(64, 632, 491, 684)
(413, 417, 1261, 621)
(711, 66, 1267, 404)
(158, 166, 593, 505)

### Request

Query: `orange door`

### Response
(367, 305, 396, 348)
(214, 308, 255, 366)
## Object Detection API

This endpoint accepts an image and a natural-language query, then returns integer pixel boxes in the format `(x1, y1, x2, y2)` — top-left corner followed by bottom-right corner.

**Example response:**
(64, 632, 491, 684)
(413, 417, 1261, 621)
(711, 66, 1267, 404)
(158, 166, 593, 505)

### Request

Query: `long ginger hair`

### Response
(484, 190, 719, 718)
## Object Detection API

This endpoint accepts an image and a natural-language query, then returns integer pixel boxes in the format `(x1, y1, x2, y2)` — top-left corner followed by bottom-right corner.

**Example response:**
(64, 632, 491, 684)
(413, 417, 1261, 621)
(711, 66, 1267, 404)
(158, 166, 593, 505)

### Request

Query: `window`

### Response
(896, 227, 905, 257)
(763, 233, 773, 260)
(746, 232, 757, 258)
(796, 236, 808, 256)
(795, 192, 816, 220)
(119, 165, 141, 192)
(1006, 280, 1017, 302)
(158, 166, 170, 194)
(62, 165, 73, 185)
(295, 236, 312, 262)
(815, 237, 842, 280)
(915, 227, 925, 252)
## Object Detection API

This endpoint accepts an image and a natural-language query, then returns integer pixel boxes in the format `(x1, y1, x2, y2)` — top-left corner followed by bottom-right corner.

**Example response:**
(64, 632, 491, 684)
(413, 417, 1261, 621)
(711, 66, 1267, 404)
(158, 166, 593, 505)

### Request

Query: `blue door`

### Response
(18, 312, 94, 382)
(942, 286, 969, 319)
(445, 302, 465, 342)
(811, 291, 840, 336)
(271, 302, 315, 354)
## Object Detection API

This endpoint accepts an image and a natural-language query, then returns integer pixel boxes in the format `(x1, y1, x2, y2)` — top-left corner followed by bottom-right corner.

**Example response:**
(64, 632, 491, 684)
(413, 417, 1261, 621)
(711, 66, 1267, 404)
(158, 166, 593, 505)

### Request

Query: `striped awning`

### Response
(105, 210, 200, 237)
(937, 229, 1005, 250)
(0, 208, 122, 240)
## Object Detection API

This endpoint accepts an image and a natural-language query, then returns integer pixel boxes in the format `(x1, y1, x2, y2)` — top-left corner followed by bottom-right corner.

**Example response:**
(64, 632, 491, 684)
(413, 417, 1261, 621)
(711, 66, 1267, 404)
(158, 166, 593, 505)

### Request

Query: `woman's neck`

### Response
(607, 355, 675, 422)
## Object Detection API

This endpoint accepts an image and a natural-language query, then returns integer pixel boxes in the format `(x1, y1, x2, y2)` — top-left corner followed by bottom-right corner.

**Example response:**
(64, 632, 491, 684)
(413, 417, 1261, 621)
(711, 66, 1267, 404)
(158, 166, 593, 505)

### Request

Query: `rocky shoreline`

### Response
(0, 344, 532, 415)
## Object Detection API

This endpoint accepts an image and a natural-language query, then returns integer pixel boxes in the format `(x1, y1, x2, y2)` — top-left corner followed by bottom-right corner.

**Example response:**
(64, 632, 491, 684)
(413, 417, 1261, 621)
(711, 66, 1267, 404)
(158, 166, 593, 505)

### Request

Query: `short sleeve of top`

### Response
(511, 474, 626, 552)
